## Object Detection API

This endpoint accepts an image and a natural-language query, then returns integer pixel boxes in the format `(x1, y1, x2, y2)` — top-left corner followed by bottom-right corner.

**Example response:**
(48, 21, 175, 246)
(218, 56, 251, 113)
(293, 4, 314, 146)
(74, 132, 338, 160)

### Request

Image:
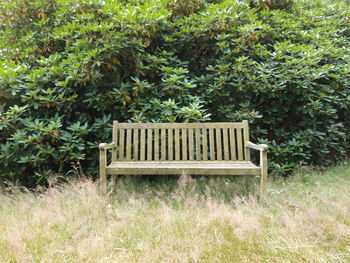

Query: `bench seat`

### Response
(106, 161, 260, 175)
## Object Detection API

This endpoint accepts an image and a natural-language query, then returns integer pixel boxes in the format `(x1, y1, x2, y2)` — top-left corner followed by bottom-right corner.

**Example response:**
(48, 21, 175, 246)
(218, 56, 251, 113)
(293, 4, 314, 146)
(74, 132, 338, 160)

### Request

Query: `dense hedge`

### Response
(1, 0, 349, 186)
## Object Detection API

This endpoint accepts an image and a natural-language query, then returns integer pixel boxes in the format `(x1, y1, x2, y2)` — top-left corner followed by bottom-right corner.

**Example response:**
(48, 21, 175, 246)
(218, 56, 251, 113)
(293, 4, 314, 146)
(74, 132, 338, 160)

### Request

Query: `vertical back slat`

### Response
(229, 128, 236, 160)
(126, 129, 132, 160)
(237, 128, 243, 160)
(119, 128, 125, 160)
(189, 129, 194, 160)
(175, 129, 180, 160)
(202, 129, 208, 160)
(112, 122, 247, 162)
(147, 129, 153, 161)
(168, 129, 173, 160)
(215, 128, 222, 160)
(182, 128, 187, 160)
(154, 128, 159, 161)
(222, 128, 230, 160)
(133, 129, 139, 161)
(140, 129, 146, 161)
(112, 121, 118, 161)
(243, 120, 250, 161)
(161, 128, 166, 160)
(195, 128, 201, 160)
(209, 128, 215, 160)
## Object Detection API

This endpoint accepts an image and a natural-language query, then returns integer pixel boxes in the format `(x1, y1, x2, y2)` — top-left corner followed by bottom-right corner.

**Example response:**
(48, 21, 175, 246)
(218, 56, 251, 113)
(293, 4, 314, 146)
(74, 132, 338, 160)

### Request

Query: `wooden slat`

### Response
(202, 129, 208, 161)
(215, 128, 222, 160)
(112, 121, 118, 161)
(229, 128, 236, 160)
(188, 129, 194, 160)
(147, 129, 152, 161)
(161, 128, 166, 160)
(182, 128, 187, 160)
(112, 122, 250, 162)
(126, 129, 132, 160)
(195, 128, 201, 160)
(243, 120, 250, 161)
(154, 129, 159, 161)
(175, 129, 180, 160)
(168, 129, 173, 160)
(108, 161, 254, 165)
(106, 161, 261, 176)
(222, 128, 230, 160)
(209, 128, 215, 160)
(107, 167, 260, 176)
(117, 122, 245, 129)
(237, 128, 243, 160)
(133, 129, 139, 161)
(140, 129, 146, 161)
(119, 128, 125, 160)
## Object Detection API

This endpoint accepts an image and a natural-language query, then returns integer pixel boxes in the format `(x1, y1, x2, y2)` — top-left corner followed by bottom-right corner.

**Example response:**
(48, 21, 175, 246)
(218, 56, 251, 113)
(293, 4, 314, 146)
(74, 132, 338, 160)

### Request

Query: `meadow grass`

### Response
(0, 163, 349, 263)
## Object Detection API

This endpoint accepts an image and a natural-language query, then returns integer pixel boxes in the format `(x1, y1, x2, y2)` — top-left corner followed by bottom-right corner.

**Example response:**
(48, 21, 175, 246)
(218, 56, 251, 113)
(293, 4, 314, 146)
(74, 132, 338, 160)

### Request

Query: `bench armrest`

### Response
(99, 142, 117, 150)
(246, 141, 268, 196)
(99, 142, 116, 193)
(245, 141, 268, 152)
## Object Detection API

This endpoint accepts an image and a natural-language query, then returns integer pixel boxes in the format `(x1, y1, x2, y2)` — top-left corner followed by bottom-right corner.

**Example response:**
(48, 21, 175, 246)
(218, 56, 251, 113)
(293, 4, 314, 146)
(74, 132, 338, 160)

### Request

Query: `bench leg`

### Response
(260, 150, 268, 197)
(99, 148, 107, 193)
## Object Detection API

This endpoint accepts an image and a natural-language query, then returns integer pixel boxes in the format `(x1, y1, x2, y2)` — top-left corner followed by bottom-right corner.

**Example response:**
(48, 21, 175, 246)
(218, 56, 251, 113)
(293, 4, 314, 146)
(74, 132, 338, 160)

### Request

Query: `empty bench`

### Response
(99, 120, 268, 195)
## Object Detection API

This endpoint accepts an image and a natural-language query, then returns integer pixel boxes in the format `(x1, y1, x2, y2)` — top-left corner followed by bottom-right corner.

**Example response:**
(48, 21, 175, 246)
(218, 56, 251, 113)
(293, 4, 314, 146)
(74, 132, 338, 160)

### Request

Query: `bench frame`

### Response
(99, 121, 268, 195)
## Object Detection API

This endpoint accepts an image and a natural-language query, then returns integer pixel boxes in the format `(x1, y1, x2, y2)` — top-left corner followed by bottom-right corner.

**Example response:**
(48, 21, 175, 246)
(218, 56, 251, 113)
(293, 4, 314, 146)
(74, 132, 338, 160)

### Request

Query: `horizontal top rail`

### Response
(114, 122, 245, 129)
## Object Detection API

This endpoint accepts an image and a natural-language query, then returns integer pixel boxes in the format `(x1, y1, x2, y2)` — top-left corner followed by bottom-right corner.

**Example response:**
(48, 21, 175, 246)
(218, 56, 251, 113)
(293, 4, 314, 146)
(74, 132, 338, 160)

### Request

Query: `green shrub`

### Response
(1, 0, 349, 185)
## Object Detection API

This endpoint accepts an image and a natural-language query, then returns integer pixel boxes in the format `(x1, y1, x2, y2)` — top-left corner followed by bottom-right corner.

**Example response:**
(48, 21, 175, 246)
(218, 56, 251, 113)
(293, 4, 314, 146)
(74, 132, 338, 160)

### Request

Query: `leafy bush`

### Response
(1, 0, 349, 185)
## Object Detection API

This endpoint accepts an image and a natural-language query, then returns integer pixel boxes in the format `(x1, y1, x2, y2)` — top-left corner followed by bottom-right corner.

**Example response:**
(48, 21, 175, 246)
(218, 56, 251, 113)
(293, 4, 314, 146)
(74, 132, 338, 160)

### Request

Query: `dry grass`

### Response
(0, 164, 349, 263)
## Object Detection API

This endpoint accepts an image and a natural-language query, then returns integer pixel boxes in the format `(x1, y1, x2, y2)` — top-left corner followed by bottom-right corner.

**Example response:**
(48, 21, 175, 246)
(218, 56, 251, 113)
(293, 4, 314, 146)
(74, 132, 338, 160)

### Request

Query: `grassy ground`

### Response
(0, 164, 349, 263)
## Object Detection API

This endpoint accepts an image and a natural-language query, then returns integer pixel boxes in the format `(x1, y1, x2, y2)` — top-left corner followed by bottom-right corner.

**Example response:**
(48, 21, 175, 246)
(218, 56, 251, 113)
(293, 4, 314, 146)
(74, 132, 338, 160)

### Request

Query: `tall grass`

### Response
(0, 164, 349, 263)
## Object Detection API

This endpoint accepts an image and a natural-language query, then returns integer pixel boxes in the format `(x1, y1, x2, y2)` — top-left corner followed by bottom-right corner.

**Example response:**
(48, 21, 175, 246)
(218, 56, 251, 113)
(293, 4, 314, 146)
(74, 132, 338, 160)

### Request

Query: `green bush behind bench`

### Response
(0, 0, 349, 186)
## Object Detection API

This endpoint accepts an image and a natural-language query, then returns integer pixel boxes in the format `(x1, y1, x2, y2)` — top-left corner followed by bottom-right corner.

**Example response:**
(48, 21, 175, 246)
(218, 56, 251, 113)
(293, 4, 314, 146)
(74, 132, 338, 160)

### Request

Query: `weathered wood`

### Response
(175, 129, 180, 161)
(161, 128, 166, 160)
(108, 161, 252, 164)
(147, 129, 153, 161)
(99, 120, 268, 196)
(216, 128, 222, 161)
(209, 128, 215, 160)
(126, 129, 132, 160)
(119, 128, 125, 160)
(189, 129, 194, 160)
(182, 128, 187, 160)
(99, 147, 107, 192)
(245, 141, 268, 152)
(133, 129, 139, 161)
(140, 129, 146, 161)
(222, 128, 229, 160)
(236, 128, 243, 160)
(260, 150, 268, 197)
(168, 129, 173, 160)
(229, 128, 236, 160)
(154, 128, 159, 161)
(117, 123, 244, 129)
(112, 121, 118, 161)
(106, 161, 260, 175)
(195, 128, 201, 161)
(243, 120, 250, 161)
(202, 129, 208, 160)
(99, 142, 117, 150)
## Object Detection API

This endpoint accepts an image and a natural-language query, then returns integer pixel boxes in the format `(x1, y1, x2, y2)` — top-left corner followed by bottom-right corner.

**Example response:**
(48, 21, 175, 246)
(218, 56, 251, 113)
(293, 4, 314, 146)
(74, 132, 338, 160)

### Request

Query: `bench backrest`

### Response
(111, 121, 250, 162)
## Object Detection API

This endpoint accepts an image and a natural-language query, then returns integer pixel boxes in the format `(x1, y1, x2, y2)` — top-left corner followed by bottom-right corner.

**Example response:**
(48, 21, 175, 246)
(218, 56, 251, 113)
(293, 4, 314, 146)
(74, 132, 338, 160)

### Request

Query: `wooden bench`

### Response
(99, 120, 268, 195)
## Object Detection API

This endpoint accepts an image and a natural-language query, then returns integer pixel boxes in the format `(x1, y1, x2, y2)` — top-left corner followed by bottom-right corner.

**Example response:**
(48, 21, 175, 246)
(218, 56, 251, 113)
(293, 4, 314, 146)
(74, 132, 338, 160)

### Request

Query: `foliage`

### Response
(0, 0, 349, 185)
